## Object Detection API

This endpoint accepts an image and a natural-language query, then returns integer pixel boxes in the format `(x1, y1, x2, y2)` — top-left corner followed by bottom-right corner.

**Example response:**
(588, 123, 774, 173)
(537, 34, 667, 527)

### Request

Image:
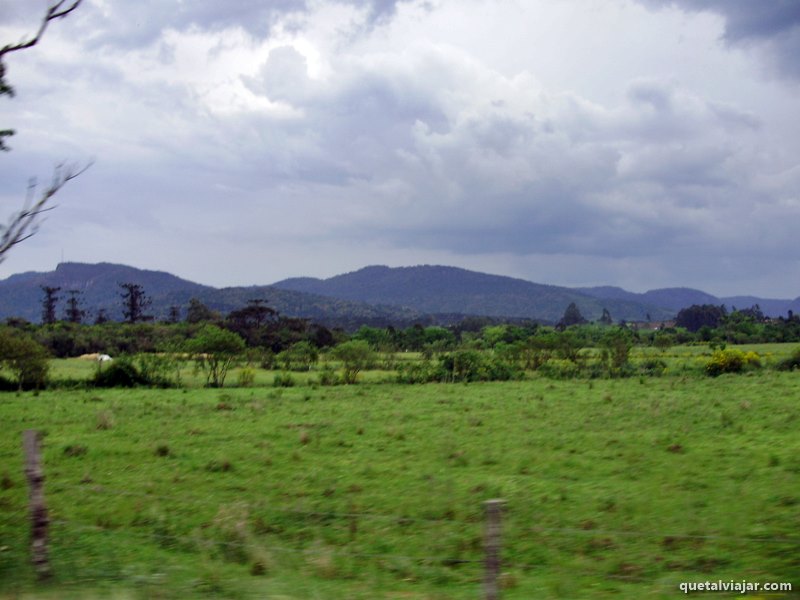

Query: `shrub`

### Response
(777, 347, 800, 371)
(639, 358, 667, 377)
(704, 349, 759, 376)
(273, 372, 296, 388)
(237, 367, 256, 387)
(437, 350, 520, 383)
(134, 353, 180, 387)
(0, 328, 50, 390)
(538, 359, 581, 380)
(92, 357, 149, 387)
(331, 340, 376, 384)
(318, 364, 339, 386)
(185, 325, 246, 388)
(275, 341, 319, 372)
(743, 351, 761, 369)
(396, 360, 441, 384)
(599, 328, 634, 376)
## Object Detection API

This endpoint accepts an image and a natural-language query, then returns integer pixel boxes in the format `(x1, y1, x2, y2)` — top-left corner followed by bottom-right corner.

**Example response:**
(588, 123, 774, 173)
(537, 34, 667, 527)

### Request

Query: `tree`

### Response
(40, 286, 61, 324)
(599, 328, 633, 375)
(186, 298, 220, 324)
(166, 305, 181, 324)
(225, 299, 279, 347)
(185, 325, 246, 388)
(675, 304, 727, 333)
(0, 1, 87, 264)
(63, 289, 85, 324)
(119, 283, 152, 324)
(0, 327, 50, 389)
(599, 308, 613, 326)
(558, 302, 587, 329)
(64, 289, 84, 323)
(276, 341, 319, 372)
(331, 340, 376, 384)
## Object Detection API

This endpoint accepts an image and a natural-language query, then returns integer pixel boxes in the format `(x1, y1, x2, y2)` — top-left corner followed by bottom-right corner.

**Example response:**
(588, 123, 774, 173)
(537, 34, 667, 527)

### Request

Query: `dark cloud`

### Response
(43, 0, 413, 49)
(639, 0, 800, 79)
(3, 0, 798, 297)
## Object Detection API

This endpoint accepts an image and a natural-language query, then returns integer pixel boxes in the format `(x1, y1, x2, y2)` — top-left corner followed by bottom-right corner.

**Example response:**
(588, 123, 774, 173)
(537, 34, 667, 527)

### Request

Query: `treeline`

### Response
(2, 298, 800, 390)
(674, 303, 800, 343)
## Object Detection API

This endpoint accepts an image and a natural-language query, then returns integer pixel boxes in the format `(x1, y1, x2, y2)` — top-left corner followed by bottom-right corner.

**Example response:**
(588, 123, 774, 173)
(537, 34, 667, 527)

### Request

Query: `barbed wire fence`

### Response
(6, 430, 798, 598)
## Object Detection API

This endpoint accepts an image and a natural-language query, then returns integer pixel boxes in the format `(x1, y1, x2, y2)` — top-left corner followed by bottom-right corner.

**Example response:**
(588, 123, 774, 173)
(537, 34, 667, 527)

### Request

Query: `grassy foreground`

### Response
(1, 374, 799, 598)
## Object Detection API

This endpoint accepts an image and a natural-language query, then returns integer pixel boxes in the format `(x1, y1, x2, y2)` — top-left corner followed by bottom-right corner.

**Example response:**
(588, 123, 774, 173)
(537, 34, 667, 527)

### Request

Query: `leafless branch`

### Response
(0, 1, 83, 63)
(0, 1, 87, 259)
(0, 162, 92, 265)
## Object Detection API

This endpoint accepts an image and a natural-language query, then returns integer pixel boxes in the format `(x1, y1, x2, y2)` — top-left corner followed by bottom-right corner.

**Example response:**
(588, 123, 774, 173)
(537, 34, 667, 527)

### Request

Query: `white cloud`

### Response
(1, 0, 798, 298)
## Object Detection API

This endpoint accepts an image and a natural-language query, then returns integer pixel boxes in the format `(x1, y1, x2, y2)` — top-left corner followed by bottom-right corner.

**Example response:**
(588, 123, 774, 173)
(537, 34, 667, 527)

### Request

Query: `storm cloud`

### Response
(1, 0, 798, 297)
(639, 0, 800, 79)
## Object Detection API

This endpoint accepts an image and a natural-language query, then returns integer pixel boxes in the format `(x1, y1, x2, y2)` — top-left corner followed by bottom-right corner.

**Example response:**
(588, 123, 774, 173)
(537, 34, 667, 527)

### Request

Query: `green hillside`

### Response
(274, 265, 673, 323)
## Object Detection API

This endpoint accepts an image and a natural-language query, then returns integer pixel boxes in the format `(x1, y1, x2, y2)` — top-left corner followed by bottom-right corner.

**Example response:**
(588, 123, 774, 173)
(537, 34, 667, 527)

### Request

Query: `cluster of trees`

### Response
(37, 283, 153, 325)
(2, 294, 800, 390)
(675, 303, 800, 343)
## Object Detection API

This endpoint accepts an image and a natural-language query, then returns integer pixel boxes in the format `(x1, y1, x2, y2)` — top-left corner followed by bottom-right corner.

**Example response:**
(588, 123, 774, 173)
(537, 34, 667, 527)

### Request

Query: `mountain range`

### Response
(0, 262, 797, 328)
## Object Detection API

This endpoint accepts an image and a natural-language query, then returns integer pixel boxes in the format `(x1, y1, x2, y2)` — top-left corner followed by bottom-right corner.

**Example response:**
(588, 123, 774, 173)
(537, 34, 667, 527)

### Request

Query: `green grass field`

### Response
(1, 352, 799, 598)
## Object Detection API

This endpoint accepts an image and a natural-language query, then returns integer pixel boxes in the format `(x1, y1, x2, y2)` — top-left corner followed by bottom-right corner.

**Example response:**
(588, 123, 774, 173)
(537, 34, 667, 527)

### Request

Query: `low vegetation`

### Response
(1, 302, 798, 598)
(1, 374, 798, 598)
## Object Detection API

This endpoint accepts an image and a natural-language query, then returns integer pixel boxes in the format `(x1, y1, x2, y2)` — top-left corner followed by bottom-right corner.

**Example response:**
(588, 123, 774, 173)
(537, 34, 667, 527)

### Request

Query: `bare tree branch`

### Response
(0, 1, 83, 63)
(0, 1, 88, 263)
(1, 1, 84, 149)
(0, 162, 92, 265)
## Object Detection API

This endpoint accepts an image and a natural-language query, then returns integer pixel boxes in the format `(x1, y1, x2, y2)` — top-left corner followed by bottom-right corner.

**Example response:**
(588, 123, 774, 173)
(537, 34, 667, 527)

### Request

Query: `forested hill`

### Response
(0, 262, 212, 322)
(273, 265, 673, 323)
(5, 262, 793, 327)
(0, 263, 432, 328)
(576, 286, 800, 318)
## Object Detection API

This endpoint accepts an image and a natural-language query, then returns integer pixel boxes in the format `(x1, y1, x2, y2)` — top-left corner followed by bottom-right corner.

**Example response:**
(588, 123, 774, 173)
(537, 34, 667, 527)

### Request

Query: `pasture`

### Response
(0, 358, 799, 598)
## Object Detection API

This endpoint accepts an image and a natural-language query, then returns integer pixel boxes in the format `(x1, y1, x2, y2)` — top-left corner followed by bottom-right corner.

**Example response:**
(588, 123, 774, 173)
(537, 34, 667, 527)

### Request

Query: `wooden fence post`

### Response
(484, 499, 504, 600)
(23, 430, 51, 580)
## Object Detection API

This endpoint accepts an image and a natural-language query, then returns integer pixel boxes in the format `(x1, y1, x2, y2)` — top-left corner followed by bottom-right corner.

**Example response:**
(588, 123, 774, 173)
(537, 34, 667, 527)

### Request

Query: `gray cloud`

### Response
(2, 0, 799, 297)
(20, 0, 414, 50)
(639, 0, 800, 79)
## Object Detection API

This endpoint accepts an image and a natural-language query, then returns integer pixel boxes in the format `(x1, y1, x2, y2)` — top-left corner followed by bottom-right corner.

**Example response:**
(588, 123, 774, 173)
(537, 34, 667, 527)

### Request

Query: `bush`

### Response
(237, 367, 256, 387)
(0, 328, 50, 389)
(396, 360, 442, 384)
(639, 357, 667, 377)
(777, 347, 800, 371)
(134, 353, 180, 387)
(705, 349, 760, 377)
(92, 357, 149, 387)
(0, 375, 17, 391)
(273, 372, 296, 388)
(185, 325, 246, 388)
(538, 359, 581, 380)
(331, 340, 376, 384)
(276, 341, 319, 372)
(318, 364, 339, 386)
(437, 350, 520, 383)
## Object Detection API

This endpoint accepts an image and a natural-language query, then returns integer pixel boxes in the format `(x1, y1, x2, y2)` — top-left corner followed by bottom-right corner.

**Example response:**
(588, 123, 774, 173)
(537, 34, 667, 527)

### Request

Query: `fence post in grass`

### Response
(484, 498, 505, 600)
(23, 429, 51, 580)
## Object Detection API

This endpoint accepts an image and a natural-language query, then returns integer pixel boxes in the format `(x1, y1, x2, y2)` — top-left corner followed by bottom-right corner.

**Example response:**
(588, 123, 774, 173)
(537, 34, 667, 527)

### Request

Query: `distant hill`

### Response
(0, 263, 427, 328)
(576, 286, 720, 312)
(577, 285, 800, 318)
(273, 265, 673, 323)
(0, 262, 212, 322)
(3, 262, 794, 328)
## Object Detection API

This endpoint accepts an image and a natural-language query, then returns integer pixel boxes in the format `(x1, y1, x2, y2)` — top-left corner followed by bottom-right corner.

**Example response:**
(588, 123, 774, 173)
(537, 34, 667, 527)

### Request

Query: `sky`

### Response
(1, 0, 799, 298)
